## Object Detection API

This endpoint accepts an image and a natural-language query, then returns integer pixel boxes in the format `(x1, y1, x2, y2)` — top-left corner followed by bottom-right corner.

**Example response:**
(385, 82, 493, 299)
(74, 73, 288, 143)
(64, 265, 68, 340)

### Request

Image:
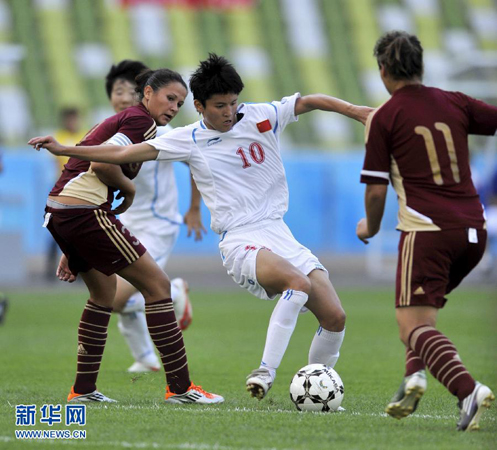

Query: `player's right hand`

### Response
(56, 254, 77, 283)
(113, 186, 136, 215)
(28, 136, 66, 155)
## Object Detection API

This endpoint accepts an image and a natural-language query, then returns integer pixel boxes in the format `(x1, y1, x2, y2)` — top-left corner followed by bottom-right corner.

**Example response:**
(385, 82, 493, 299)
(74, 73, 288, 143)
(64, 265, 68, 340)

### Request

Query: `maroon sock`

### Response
(405, 348, 425, 377)
(74, 300, 112, 394)
(145, 298, 190, 394)
(408, 325, 475, 401)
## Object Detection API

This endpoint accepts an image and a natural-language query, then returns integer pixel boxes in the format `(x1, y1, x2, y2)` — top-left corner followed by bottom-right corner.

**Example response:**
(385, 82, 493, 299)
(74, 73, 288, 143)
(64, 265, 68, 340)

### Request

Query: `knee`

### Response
(321, 307, 346, 331)
(88, 287, 116, 308)
(287, 274, 312, 295)
(146, 274, 171, 301)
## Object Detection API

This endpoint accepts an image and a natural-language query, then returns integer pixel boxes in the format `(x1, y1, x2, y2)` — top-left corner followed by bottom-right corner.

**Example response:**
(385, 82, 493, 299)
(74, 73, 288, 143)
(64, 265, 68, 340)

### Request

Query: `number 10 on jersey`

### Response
(236, 142, 266, 169)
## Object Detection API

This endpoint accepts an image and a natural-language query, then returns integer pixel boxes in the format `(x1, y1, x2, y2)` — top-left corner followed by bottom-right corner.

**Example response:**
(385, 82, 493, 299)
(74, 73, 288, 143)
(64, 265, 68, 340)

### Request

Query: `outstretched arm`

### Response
(183, 173, 207, 241)
(295, 94, 373, 124)
(356, 184, 388, 244)
(28, 136, 158, 164)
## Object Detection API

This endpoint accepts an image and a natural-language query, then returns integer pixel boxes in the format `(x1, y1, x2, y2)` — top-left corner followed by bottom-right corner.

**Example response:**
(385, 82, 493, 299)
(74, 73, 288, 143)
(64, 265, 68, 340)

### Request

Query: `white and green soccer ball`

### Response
(289, 364, 344, 412)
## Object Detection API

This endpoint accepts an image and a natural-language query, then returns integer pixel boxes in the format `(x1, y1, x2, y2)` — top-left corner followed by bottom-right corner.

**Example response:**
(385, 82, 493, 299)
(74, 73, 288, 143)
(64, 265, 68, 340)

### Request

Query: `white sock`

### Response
(308, 326, 345, 368)
(260, 290, 308, 378)
(117, 311, 160, 367)
(170, 280, 180, 302)
(121, 292, 145, 314)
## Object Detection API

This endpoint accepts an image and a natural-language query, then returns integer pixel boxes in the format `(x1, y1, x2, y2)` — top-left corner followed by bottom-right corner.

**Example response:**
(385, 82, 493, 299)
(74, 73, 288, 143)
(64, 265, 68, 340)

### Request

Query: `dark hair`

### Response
(189, 53, 244, 106)
(105, 60, 148, 98)
(135, 68, 188, 100)
(374, 31, 423, 81)
(59, 107, 79, 119)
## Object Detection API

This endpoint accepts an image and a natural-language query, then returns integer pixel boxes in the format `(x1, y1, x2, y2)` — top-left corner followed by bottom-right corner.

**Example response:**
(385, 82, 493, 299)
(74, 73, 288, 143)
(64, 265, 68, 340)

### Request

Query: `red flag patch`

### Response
(257, 119, 272, 133)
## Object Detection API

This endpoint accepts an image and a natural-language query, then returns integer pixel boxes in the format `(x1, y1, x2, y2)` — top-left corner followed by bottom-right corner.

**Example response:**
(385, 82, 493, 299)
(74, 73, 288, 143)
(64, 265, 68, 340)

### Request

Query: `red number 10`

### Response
(236, 142, 266, 169)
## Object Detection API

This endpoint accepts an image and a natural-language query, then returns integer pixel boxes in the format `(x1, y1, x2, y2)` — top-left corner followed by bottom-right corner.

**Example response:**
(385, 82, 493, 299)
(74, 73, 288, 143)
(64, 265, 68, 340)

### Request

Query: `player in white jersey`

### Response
(30, 54, 372, 399)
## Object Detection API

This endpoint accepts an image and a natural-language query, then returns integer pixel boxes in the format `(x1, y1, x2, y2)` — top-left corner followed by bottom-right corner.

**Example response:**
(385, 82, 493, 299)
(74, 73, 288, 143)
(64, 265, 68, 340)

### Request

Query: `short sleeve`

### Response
(361, 109, 391, 185)
(270, 93, 300, 135)
(118, 115, 157, 144)
(463, 94, 497, 136)
(146, 126, 192, 163)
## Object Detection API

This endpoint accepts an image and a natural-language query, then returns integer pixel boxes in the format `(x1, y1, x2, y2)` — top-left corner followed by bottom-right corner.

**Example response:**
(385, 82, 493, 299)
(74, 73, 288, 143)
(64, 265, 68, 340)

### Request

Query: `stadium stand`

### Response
(0, 0, 496, 147)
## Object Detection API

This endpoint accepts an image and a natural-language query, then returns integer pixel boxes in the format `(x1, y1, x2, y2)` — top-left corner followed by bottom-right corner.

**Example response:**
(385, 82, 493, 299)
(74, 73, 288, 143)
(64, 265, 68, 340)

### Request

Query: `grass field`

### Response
(0, 286, 495, 450)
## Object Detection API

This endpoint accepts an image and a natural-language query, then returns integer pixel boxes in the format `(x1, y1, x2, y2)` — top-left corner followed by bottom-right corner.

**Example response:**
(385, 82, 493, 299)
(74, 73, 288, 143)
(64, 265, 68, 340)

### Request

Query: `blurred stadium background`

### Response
(0, 0, 496, 287)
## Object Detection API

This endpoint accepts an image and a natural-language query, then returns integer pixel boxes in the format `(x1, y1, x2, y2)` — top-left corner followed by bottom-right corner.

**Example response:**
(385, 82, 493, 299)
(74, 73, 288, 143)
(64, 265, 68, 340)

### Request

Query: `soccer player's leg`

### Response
(118, 253, 223, 404)
(245, 249, 311, 400)
(385, 347, 427, 419)
(386, 306, 434, 419)
(392, 229, 493, 429)
(68, 268, 117, 403)
(305, 269, 346, 369)
(114, 278, 161, 373)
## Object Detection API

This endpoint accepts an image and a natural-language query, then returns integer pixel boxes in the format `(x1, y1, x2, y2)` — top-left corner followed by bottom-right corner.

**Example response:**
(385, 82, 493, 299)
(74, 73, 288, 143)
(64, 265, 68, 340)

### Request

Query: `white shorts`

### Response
(122, 223, 180, 271)
(219, 218, 327, 300)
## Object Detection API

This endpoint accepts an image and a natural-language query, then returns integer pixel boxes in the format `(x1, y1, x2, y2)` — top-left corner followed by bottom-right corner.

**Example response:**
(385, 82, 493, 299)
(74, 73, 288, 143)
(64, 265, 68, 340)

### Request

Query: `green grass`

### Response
(0, 287, 495, 449)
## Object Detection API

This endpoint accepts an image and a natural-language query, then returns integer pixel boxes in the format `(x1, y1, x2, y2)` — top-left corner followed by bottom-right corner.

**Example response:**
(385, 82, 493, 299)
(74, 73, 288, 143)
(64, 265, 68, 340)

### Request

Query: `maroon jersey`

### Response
(361, 85, 497, 231)
(50, 103, 157, 210)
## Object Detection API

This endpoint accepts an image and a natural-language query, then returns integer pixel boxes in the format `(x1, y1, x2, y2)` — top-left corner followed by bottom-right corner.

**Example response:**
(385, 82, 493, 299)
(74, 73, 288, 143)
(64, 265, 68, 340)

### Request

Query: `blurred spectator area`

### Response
(0, 0, 496, 148)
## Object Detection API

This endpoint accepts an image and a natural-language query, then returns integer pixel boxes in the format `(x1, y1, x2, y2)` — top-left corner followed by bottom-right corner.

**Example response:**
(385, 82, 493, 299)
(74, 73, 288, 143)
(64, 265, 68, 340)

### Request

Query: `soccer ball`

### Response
(289, 364, 344, 412)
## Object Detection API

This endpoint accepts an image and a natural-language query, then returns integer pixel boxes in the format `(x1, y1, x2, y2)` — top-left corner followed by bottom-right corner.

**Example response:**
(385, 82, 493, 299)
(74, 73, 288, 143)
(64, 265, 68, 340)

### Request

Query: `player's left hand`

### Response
(353, 106, 375, 125)
(184, 207, 207, 241)
(356, 218, 372, 244)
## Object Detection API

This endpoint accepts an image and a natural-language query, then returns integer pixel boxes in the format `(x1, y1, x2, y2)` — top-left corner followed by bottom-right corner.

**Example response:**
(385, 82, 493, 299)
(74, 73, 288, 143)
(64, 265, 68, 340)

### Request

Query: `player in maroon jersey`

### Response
(356, 31, 497, 431)
(44, 67, 223, 404)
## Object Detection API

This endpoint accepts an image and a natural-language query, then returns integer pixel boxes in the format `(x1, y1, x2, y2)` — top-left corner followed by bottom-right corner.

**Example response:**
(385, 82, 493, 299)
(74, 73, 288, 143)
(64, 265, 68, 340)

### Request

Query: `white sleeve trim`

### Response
(361, 170, 390, 180)
(106, 132, 132, 146)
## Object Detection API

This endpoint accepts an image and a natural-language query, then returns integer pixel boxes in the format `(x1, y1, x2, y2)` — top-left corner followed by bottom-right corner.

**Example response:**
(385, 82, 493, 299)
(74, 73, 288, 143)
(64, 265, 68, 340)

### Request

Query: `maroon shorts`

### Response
(44, 206, 146, 276)
(395, 228, 486, 309)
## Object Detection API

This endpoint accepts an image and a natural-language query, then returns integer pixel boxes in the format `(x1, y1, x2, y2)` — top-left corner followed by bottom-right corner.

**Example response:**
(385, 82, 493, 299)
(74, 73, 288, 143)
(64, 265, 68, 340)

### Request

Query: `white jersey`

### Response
(120, 125, 183, 235)
(146, 93, 300, 234)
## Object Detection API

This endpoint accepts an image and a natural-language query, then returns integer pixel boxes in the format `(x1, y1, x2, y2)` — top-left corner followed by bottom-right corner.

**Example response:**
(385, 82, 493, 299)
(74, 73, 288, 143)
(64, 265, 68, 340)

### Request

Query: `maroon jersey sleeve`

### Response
(361, 107, 391, 185)
(115, 114, 156, 144)
(463, 94, 497, 136)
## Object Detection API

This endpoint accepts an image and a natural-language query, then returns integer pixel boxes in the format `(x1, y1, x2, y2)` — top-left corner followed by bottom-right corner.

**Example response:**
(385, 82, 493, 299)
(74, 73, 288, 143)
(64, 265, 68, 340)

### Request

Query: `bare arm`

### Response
(356, 184, 388, 244)
(183, 172, 206, 241)
(91, 162, 136, 214)
(295, 94, 373, 124)
(28, 136, 157, 164)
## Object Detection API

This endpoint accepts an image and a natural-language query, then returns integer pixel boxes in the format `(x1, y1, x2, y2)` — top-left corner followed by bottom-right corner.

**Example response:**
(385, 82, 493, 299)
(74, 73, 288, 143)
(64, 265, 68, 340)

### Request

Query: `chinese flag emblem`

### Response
(257, 119, 272, 133)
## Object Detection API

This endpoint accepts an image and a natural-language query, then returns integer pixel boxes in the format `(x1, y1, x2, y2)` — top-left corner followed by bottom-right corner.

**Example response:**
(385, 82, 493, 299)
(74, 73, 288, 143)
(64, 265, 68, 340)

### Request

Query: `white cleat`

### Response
(171, 278, 193, 331)
(246, 368, 274, 400)
(67, 387, 117, 403)
(127, 361, 161, 373)
(457, 382, 495, 431)
(386, 369, 427, 419)
(165, 382, 224, 404)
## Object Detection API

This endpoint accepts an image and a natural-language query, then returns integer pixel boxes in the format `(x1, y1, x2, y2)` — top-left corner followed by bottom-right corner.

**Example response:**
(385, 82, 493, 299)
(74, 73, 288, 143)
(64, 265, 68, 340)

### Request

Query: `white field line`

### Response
(78, 404, 469, 421)
(6, 402, 495, 421)
(2, 436, 285, 450)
